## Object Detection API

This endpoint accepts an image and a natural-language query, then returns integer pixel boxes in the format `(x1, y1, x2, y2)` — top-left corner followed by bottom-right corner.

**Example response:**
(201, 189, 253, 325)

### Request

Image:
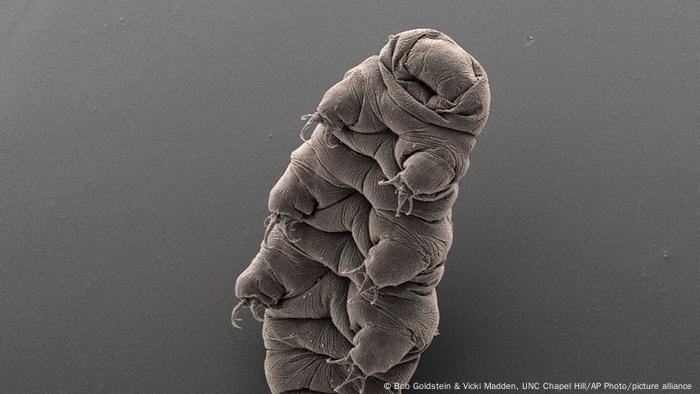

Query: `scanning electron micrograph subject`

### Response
(3, 2, 700, 393)
(232, 29, 490, 393)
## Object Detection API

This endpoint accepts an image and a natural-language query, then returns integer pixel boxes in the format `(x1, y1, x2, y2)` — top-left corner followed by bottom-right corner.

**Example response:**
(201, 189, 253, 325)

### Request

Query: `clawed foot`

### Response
(263, 213, 302, 244)
(300, 112, 339, 148)
(300, 113, 323, 142)
(262, 213, 280, 244)
(340, 261, 366, 282)
(378, 173, 414, 216)
(342, 259, 379, 305)
(326, 352, 353, 366)
(323, 128, 339, 148)
(278, 215, 301, 242)
(231, 298, 267, 329)
(348, 274, 379, 305)
(327, 355, 367, 393)
(249, 299, 266, 322)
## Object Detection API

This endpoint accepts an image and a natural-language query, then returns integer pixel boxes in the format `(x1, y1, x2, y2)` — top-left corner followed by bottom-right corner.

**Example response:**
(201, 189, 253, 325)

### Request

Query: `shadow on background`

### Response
(1, 1, 698, 392)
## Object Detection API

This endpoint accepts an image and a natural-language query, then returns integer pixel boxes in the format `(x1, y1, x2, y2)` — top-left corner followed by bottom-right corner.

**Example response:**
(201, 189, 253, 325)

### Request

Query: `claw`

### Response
(365, 284, 379, 305)
(263, 213, 281, 244)
(263, 214, 272, 227)
(405, 191, 414, 216)
(323, 127, 339, 148)
(340, 263, 365, 276)
(326, 352, 353, 366)
(300, 112, 322, 142)
(278, 215, 301, 243)
(378, 173, 402, 188)
(300, 112, 339, 148)
(348, 275, 379, 305)
(396, 189, 415, 217)
(232, 298, 268, 328)
(333, 364, 367, 393)
(378, 173, 415, 216)
(396, 191, 408, 217)
(249, 299, 266, 322)
(341, 263, 366, 288)
(265, 213, 302, 244)
(231, 299, 250, 329)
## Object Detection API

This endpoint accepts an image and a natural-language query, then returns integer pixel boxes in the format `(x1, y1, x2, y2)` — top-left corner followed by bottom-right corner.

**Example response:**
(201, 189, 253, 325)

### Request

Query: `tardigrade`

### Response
(233, 28, 490, 394)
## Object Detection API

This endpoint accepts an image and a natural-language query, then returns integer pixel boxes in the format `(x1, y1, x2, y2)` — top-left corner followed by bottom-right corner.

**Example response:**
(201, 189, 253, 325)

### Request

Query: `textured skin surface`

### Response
(233, 29, 490, 393)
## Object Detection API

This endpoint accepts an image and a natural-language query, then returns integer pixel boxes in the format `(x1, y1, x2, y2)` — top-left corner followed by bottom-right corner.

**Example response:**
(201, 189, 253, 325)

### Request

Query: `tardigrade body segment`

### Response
(233, 28, 490, 393)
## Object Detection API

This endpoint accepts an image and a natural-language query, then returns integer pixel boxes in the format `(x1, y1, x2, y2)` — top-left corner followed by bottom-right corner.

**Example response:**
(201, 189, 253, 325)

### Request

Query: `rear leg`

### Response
(327, 323, 415, 392)
(233, 226, 328, 328)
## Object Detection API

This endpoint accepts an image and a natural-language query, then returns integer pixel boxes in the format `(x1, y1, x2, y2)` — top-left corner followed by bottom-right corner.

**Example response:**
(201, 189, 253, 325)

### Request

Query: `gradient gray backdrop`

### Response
(1, 1, 698, 393)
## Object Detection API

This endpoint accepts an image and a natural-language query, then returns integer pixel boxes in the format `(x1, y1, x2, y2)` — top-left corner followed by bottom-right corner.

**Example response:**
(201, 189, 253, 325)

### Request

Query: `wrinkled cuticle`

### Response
(266, 333, 297, 346)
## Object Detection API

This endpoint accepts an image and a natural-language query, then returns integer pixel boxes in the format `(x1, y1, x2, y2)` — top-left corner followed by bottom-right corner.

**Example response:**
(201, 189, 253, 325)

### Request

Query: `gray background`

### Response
(1, 1, 698, 392)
